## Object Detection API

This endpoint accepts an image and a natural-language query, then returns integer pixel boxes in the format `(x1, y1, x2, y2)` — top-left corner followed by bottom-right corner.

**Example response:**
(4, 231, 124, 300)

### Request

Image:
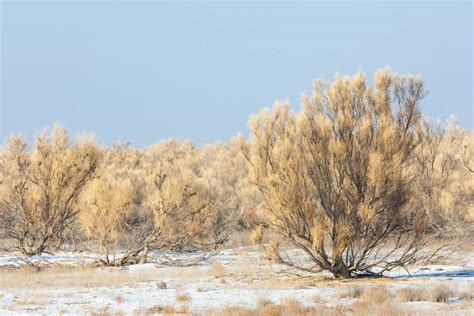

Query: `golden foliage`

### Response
(413, 117, 474, 237)
(250, 224, 264, 245)
(0, 124, 100, 255)
(0, 69, 470, 274)
(243, 69, 430, 278)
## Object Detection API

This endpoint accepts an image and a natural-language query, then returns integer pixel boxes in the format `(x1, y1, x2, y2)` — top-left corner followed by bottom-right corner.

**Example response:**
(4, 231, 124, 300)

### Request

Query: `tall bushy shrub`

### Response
(0, 124, 99, 255)
(242, 70, 434, 278)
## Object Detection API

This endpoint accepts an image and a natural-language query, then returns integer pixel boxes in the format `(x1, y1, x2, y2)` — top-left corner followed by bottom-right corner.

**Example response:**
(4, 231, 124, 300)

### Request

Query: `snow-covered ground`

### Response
(0, 246, 473, 315)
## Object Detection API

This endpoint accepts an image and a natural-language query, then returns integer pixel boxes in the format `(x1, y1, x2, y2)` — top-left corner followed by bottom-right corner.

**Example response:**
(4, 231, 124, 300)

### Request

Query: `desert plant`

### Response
(414, 117, 474, 238)
(80, 140, 241, 266)
(80, 143, 152, 266)
(80, 174, 152, 266)
(200, 138, 264, 233)
(144, 141, 219, 251)
(250, 224, 264, 245)
(0, 124, 100, 255)
(242, 69, 438, 278)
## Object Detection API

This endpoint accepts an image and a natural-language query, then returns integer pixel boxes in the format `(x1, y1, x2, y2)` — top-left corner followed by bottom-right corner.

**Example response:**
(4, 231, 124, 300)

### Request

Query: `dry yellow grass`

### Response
(89, 305, 125, 316)
(425, 283, 453, 303)
(208, 298, 365, 316)
(139, 305, 176, 315)
(395, 283, 470, 304)
(114, 295, 124, 304)
(175, 284, 192, 303)
(396, 286, 424, 302)
(338, 286, 364, 299)
(312, 294, 322, 303)
(211, 298, 315, 316)
(361, 284, 389, 303)
(176, 292, 191, 303)
(12, 299, 28, 305)
(211, 262, 227, 279)
(350, 300, 408, 316)
(0, 265, 157, 288)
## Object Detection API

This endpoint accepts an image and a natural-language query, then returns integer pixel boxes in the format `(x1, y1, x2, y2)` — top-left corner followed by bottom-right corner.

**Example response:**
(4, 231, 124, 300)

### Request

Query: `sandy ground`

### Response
(0, 245, 473, 315)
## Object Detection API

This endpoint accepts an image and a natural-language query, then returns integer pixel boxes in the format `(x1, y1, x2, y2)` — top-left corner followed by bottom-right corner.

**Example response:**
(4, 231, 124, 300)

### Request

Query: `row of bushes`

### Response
(0, 128, 262, 265)
(0, 69, 472, 277)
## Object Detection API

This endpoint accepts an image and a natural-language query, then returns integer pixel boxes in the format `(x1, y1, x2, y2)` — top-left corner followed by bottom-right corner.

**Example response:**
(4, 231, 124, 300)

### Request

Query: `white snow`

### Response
(0, 246, 473, 314)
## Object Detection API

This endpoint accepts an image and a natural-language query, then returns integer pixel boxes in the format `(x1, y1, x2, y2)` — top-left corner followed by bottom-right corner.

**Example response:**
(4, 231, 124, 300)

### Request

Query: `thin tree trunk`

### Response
(333, 255, 351, 278)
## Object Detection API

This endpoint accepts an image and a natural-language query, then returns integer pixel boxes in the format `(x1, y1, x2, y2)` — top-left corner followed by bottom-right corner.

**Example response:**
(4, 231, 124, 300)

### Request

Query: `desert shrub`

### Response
(80, 142, 152, 266)
(80, 140, 243, 266)
(241, 69, 438, 278)
(414, 118, 474, 238)
(80, 172, 151, 266)
(200, 138, 263, 236)
(144, 140, 226, 251)
(250, 224, 264, 245)
(0, 124, 100, 255)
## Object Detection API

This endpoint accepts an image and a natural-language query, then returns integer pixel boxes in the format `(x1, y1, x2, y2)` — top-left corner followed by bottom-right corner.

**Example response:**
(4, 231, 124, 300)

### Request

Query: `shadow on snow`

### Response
(393, 269, 474, 279)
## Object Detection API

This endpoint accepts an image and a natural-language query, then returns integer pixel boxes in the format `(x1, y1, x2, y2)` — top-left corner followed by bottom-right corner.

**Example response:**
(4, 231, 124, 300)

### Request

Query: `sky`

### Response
(0, 1, 472, 147)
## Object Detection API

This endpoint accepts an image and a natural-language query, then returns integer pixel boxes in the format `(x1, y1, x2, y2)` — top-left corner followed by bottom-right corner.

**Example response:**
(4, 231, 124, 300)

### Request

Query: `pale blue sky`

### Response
(1, 1, 472, 146)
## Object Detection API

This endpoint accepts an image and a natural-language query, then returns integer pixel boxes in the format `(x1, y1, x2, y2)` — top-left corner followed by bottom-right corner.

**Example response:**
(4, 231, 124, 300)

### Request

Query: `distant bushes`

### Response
(77, 139, 263, 266)
(414, 118, 474, 238)
(0, 130, 263, 265)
